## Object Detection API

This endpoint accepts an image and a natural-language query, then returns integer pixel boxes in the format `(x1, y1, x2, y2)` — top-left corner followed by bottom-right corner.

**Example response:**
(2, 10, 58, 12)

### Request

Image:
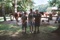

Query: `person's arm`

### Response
(28, 14, 30, 20)
(25, 17, 27, 22)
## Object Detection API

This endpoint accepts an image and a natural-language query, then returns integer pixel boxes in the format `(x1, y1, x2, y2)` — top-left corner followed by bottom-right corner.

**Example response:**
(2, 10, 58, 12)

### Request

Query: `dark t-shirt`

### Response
(35, 13, 41, 23)
(14, 13, 18, 17)
(22, 15, 27, 23)
(28, 13, 34, 21)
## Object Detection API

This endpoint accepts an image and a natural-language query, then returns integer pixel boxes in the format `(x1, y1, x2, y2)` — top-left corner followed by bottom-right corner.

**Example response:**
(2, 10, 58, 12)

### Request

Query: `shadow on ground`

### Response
(0, 20, 60, 40)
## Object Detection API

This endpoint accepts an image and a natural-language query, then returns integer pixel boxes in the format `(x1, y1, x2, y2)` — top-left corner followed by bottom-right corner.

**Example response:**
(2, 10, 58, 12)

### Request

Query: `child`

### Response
(34, 10, 41, 33)
(28, 9, 34, 33)
(21, 12, 27, 33)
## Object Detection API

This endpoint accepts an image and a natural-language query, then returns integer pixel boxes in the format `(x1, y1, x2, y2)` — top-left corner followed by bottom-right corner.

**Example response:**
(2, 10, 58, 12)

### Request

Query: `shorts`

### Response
(22, 22, 27, 29)
(28, 21, 34, 27)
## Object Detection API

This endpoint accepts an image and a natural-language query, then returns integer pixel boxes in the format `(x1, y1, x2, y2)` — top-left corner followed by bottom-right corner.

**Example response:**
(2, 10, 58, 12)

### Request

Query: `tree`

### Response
(17, 0, 34, 11)
(0, 0, 12, 21)
(0, 0, 34, 21)
(0, 0, 34, 13)
(49, 0, 60, 34)
(33, 4, 48, 12)
(48, 0, 60, 8)
(0, 0, 6, 21)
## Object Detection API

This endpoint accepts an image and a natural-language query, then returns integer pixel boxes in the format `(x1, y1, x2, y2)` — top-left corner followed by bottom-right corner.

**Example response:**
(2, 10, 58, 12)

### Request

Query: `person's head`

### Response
(30, 9, 33, 13)
(35, 10, 38, 13)
(24, 11, 27, 15)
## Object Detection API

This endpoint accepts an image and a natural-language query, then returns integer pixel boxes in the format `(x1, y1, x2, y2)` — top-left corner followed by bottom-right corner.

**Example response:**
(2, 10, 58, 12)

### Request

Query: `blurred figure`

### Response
(10, 13, 14, 21)
(55, 12, 60, 23)
(34, 10, 41, 33)
(21, 11, 27, 33)
(57, 13, 60, 27)
(14, 12, 22, 25)
(14, 12, 19, 22)
(28, 9, 34, 33)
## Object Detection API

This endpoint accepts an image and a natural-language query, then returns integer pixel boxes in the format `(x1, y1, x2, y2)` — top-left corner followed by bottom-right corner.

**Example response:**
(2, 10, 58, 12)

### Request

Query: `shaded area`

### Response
(0, 20, 60, 40)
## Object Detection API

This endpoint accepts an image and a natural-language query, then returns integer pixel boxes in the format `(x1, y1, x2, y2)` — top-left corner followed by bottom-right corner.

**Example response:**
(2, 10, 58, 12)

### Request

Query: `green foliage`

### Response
(48, 0, 60, 8)
(0, 0, 2, 1)
(0, 0, 34, 14)
(33, 4, 49, 12)
(17, 0, 34, 11)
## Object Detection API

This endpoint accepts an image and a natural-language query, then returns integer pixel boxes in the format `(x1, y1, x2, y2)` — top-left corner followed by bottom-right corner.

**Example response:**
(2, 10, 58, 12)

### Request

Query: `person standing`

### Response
(21, 12, 27, 33)
(58, 14, 60, 27)
(34, 10, 41, 33)
(28, 9, 34, 33)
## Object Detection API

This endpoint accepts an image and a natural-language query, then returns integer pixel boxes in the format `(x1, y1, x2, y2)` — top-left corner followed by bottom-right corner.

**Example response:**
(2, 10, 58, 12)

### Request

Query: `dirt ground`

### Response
(0, 20, 60, 40)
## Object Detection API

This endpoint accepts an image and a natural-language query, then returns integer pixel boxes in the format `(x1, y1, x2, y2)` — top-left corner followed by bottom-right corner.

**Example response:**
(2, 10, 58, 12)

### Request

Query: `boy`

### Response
(28, 9, 34, 33)
(34, 10, 41, 33)
(21, 12, 27, 33)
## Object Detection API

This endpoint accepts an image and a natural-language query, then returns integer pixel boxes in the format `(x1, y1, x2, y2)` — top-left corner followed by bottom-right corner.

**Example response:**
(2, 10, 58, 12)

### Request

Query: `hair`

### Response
(24, 12, 27, 14)
(36, 10, 38, 11)
(30, 9, 32, 11)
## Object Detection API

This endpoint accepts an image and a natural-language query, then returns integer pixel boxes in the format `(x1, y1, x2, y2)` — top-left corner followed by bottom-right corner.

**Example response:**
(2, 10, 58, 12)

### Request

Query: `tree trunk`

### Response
(2, 2, 6, 21)
(14, 0, 17, 13)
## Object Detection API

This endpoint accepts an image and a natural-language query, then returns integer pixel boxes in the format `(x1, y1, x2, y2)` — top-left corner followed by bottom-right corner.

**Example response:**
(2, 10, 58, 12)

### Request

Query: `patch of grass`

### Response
(0, 23, 58, 36)
(0, 24, 58, 32)
(0, 24, 21, 32)
(39, 25, 58, 33)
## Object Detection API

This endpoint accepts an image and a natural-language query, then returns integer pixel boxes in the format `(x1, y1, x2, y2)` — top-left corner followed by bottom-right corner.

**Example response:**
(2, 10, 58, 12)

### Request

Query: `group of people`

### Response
(21, 9, 41, 34)
(10, 9, 60, 34)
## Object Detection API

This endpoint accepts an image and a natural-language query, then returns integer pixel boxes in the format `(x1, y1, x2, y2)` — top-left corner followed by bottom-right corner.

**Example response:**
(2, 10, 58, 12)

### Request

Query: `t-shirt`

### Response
(28, 13, 34, 21)
(34, 13, 41, 23)
(14, 13, 18, 17)
(21, 15, 27, 23)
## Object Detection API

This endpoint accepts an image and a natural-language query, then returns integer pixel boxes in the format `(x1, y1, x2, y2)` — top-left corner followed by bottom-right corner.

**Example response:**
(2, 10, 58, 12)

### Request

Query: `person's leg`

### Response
(30, 21, 32, 33)
(37, 26, 40, 33)
(34, 26, 36, 33)
(22, 25, 24, 32)
(34, 22, 36, 33)
(32, 23, 33, 32)
(29, 26, 32, 33)
(24, 26, 26, 33)
(25, 23, 27, 33)
(29, 23, 31, 33)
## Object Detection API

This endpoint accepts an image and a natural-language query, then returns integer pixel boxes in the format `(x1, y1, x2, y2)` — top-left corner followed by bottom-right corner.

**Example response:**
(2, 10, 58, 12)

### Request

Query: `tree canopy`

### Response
(33, 4, 49, 12)
(0, 0, 34, 14)
(48, 0, 60, 8)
